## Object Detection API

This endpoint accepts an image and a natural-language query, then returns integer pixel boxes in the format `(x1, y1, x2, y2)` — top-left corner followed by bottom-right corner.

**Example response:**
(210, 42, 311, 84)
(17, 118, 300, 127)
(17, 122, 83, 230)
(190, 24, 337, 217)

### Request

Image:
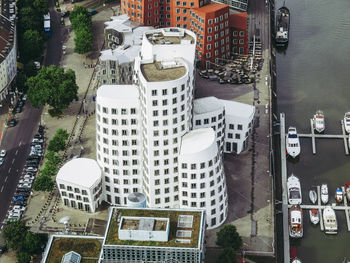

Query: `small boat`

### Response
(345, 181, 350, 201)
(286, 127, 301, 158)
(287, 174, 302, 205)
(335, 187, 343, 204)
(291, 258, 302, 263)
(309, 209, 320, 225)
(309, 190, 317, 204)
(321, 184, 329, 204)
(323, 206, 337, 234)
(313, 110, 325, 133)
(289, 204, 303, 238)
(275, 6, 290, 47)
(344, 112, 350, 133)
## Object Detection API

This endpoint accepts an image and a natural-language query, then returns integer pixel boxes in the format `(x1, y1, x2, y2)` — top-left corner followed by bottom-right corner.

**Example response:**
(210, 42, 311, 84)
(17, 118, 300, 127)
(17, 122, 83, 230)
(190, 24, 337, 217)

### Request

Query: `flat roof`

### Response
(193, 97, 223, 115)
(97, 84, 139, 101)
(218, 99, 255, 119)
(56, 158, 101, 188)
(193, 2, 229, 14)
(100, 45, 140, 64)
(141, 61, 187, 82)
(180, 128, 216, 155)
(120, 217, 168, 231)
(105, 207, 204, 248)
(145, 30, 194, 45)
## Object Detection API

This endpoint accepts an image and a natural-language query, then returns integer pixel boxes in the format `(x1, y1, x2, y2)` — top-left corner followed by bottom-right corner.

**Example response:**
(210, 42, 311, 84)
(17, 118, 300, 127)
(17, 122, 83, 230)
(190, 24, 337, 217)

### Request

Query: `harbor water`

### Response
(276, 0, 350, 262)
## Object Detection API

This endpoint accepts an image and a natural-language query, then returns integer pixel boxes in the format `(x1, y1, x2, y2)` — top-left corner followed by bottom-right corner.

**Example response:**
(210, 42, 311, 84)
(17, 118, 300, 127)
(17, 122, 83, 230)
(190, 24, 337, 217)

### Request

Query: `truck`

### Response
(44, 13, 51, 36)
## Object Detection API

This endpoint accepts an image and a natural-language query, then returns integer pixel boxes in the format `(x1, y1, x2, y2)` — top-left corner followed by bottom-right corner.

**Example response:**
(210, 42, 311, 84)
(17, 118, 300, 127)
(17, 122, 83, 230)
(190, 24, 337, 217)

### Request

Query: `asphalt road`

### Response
(248, 0, 270, 50)
(0, 0, 62, 227)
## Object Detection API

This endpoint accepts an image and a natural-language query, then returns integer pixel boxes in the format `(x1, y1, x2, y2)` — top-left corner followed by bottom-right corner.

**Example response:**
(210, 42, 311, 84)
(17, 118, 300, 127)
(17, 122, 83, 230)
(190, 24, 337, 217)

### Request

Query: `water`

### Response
(276, 0, 350, 262)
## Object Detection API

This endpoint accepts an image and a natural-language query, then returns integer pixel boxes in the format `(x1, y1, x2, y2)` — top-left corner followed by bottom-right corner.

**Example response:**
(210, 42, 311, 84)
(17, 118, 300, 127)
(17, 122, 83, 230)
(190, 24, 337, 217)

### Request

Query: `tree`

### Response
(45, 151, 61, 166)
(18, 7, 42, 33)
(216, 224, 242, 251)
(15, 72, 28, 93)
(33, 175, 54, 191)
(74, 26, 93, 54)
(16, 252, 31, 263)
(70, 6, 90, 22)
(20, 30, 43, 62)
(71, 12, 91, 31)
(40, 163, 58, 177)
(22, 232, 41, 254)
(26, 65, 79, 115)
(217, 247, 238, 263)
(33, 0, 48, 16)
(2, 221, 28, 251)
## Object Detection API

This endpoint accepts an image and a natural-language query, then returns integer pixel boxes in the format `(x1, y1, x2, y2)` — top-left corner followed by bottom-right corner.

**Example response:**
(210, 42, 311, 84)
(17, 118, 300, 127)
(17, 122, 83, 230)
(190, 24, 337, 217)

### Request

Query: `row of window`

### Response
(98, 106, 137, 115)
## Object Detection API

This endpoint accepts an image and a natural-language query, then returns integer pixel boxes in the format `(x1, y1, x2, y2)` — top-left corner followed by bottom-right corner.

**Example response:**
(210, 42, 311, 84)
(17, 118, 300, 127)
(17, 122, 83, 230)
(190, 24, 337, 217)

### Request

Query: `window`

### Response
(240, 31, 245, 36)
(235, 134, 241, 139)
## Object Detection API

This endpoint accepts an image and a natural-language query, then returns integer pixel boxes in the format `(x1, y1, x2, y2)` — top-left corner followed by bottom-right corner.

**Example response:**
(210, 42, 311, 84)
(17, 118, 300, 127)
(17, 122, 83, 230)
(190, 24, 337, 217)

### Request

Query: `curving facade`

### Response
(96, 84, 142, 205)
(179, 128, 227, 229)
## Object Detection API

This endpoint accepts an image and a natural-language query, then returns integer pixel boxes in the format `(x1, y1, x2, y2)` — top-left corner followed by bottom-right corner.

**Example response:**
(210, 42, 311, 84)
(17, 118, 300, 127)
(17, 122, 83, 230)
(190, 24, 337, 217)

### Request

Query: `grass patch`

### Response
(46, 237, 102, 263)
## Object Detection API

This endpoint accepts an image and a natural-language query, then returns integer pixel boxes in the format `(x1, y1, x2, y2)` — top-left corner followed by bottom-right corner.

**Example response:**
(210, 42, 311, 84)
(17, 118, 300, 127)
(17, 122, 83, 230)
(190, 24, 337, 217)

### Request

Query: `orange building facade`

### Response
(121, 0, 244, 68)
(229, 12, 248, 55)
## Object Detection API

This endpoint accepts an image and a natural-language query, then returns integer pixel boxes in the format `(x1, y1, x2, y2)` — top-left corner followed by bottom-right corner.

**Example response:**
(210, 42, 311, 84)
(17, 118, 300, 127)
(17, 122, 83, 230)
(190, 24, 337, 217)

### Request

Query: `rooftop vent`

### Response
(177, 215, 194, 228)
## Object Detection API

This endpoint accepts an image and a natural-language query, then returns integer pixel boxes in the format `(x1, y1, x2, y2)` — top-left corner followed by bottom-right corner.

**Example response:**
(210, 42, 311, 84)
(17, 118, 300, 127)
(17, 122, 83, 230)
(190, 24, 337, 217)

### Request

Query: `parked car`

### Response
(32, 138, 43, 143)
(12, 200, 26, 206)
(19, 179, 33, 184)
(0, 157, 4, 166)
(7, 118, 16, 127)
(26, 167, 38, 172)
(38, 125, 45, 134)
(22, 175, 35, 181)
(0, 149, 6, 157)
(34, 133, 43, 139)
(17, 182, 32, 189)
(14, 193, 29, 198)
(14, 107, 22, 114)
(22, 94, 27, 101)
(12, 205, 26, 212)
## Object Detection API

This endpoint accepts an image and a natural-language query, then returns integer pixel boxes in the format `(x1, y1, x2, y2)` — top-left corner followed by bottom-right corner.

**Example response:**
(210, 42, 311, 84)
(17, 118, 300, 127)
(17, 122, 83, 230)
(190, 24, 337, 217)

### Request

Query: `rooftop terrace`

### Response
(105, 208, 203, 248)
(145, 29, 194, 45)
(141, 61, 187, 82)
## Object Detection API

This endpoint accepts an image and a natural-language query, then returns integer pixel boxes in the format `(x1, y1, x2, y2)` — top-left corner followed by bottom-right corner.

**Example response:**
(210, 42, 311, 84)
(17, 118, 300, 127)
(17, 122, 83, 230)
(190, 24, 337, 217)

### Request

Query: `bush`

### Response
(216, 224, 242, 250)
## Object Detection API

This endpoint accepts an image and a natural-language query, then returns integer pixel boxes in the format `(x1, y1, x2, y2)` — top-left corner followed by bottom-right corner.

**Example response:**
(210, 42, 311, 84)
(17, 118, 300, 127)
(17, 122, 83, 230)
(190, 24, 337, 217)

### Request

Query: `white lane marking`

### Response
(12, 159, 15, 164)
(4, 176, 7, 182)
(19, 141, 22, 146)
(8, 167, 11, 173)
(15, 149, 18, 155)
(0, 186, 3, 192)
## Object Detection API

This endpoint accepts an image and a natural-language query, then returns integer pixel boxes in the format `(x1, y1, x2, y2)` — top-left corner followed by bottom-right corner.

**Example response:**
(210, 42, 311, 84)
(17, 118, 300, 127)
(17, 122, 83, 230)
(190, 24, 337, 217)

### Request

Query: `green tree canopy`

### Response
(70, 6, 90, 21)
(26, 65, 79, 115)
(33, 0, 48, 16)
(74, 26, 93, 54)
(47, 129, 69, 152)
(217, 247, 238, 263)
(33, 175, 55, 191)
(16, 251, 31, 263)
(2, 221, 28, 251)
(20, 30, 43, 63)
(22, 232, 41, 254)
(45, 151, 61, 166)
(18, 6, 42, 33)
(216, 224, 242, 250)
(71, 12, 92, 30)
(40, 163, 58, 177)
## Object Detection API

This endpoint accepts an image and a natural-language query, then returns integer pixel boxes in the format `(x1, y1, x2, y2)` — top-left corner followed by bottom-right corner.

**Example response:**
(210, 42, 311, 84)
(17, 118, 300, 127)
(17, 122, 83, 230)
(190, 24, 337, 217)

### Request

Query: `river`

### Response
(276, 0, 350, 262)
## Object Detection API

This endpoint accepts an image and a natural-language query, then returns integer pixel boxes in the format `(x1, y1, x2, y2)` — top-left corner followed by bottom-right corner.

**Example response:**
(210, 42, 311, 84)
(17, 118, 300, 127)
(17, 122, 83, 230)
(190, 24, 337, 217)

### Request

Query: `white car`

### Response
(19, 179, 33, 184)
(22, 94, 27, 101)
(18, 183, 32, 188)
(23, 175, 35, 180)
(0, 149, 6, 157)
(8, 210, 22, 218)
(26, 167, 37, 172)
(12, 205, 26, 212)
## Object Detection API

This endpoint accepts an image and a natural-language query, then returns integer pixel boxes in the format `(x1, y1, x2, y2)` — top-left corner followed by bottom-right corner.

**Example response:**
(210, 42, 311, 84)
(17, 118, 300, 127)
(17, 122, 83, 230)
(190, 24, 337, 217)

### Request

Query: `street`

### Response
(0, 0, 63, 227)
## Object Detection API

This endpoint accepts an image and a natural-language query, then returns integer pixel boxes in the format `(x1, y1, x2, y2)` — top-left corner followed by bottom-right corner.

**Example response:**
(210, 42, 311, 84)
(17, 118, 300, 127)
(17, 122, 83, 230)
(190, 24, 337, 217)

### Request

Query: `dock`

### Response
(343, 186, 350, 231)
(317, 185, 324, 231)
(295, 119, 350, 155)
(280, 113, 290, 263)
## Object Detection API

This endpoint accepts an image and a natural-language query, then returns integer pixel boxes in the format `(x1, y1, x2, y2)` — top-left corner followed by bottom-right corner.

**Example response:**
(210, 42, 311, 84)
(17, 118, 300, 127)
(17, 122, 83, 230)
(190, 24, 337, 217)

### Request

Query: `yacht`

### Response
(292, 259, 302, 263)
(344, 112, 350, 133)
(289, 205, 303, 238)
(287, 174, 302, 205)
(309, 209, 320, 225)
(286, 127, 301, 158)
(335, 187, 343, 204)
(323, 206, 338, 234)
(313, 110, 325, 133)
(275, 6, 290, 46)
(309, 189, 317, 204)
(321, 184, 329, 204)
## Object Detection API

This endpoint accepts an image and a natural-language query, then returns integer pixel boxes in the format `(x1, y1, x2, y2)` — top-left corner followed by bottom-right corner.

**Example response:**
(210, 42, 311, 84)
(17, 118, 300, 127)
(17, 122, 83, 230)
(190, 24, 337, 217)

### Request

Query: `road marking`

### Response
(19, 141, 22, 146)
(15, 149, 18, 155)
(8, 167, 11, 173)
(0, 186, 3, 192)
(12, 159, 15, 164)
(4, 176, 7, 182)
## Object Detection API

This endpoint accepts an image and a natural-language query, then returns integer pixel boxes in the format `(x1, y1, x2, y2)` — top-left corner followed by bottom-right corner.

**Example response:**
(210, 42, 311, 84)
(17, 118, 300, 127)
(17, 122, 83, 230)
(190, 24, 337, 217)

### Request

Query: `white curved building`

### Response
(96, 84, 142, 205)
(133, 28, 197, 208)
(179, 128, 228, 229)
(56, 158, 102, 213)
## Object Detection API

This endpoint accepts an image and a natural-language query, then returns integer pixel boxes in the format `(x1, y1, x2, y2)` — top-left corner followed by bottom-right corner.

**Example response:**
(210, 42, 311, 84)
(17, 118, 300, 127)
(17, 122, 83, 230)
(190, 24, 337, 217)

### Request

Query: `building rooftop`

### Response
(193, 97, 224, 115)
(56, 158, 101, 188)
(100, 45, 140, 64)
(145, 28, 194, 45)
(193, 2, 229, 14)
(180, 128, 216, 155)
(105, 207, 204, 248)
(0, 15, 14, 63)
(229, 12, 248, 29)
(97, 84, 139, 102)
(140, 60, 187, 82)
(218, 99, 255, 120)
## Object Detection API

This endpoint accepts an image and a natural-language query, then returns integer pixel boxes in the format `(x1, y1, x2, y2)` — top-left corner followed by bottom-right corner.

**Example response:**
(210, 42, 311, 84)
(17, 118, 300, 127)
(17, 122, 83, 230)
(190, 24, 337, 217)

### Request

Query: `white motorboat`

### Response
(323, 206, 337, 234)
(345, 181, 350, 201)
(309, 209, 320, 225)
(291, 259, 302, 263)
(289, 205, 303, 238)
(287, 174, 302, 205)
(344, 112, 350, 133)
(335, 187, 343, 204)
(313, 110, 325, 133)
(321, 184, 329, 204)
(286, 127, 301, 158)
(309, 189, 317, 204)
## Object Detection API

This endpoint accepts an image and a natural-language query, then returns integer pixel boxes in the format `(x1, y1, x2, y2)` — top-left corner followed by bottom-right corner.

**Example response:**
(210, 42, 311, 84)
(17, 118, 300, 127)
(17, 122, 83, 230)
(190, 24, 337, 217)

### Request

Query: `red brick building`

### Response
(229, 12, 248, 55)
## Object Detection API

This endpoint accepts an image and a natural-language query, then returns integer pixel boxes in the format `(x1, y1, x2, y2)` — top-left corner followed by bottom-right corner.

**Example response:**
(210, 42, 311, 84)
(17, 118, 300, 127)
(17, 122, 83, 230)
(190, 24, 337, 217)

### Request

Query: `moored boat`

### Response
(289, 204, 303, 238)
(309, 209, 320, 225)
(345, 181, 350, 201)
(291, 258, 302, 263)
(344, 112, 350, 133)
(335, 187, 343, 204)
(287, 174, 302, 205)
(313, 110, 325, 133)
(275, 6, 290, 46)
(323, 206, 337, 234)
(309, 189, 317, 204)
(286, 127, 301, 158)
(321, 184, 329, 204)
